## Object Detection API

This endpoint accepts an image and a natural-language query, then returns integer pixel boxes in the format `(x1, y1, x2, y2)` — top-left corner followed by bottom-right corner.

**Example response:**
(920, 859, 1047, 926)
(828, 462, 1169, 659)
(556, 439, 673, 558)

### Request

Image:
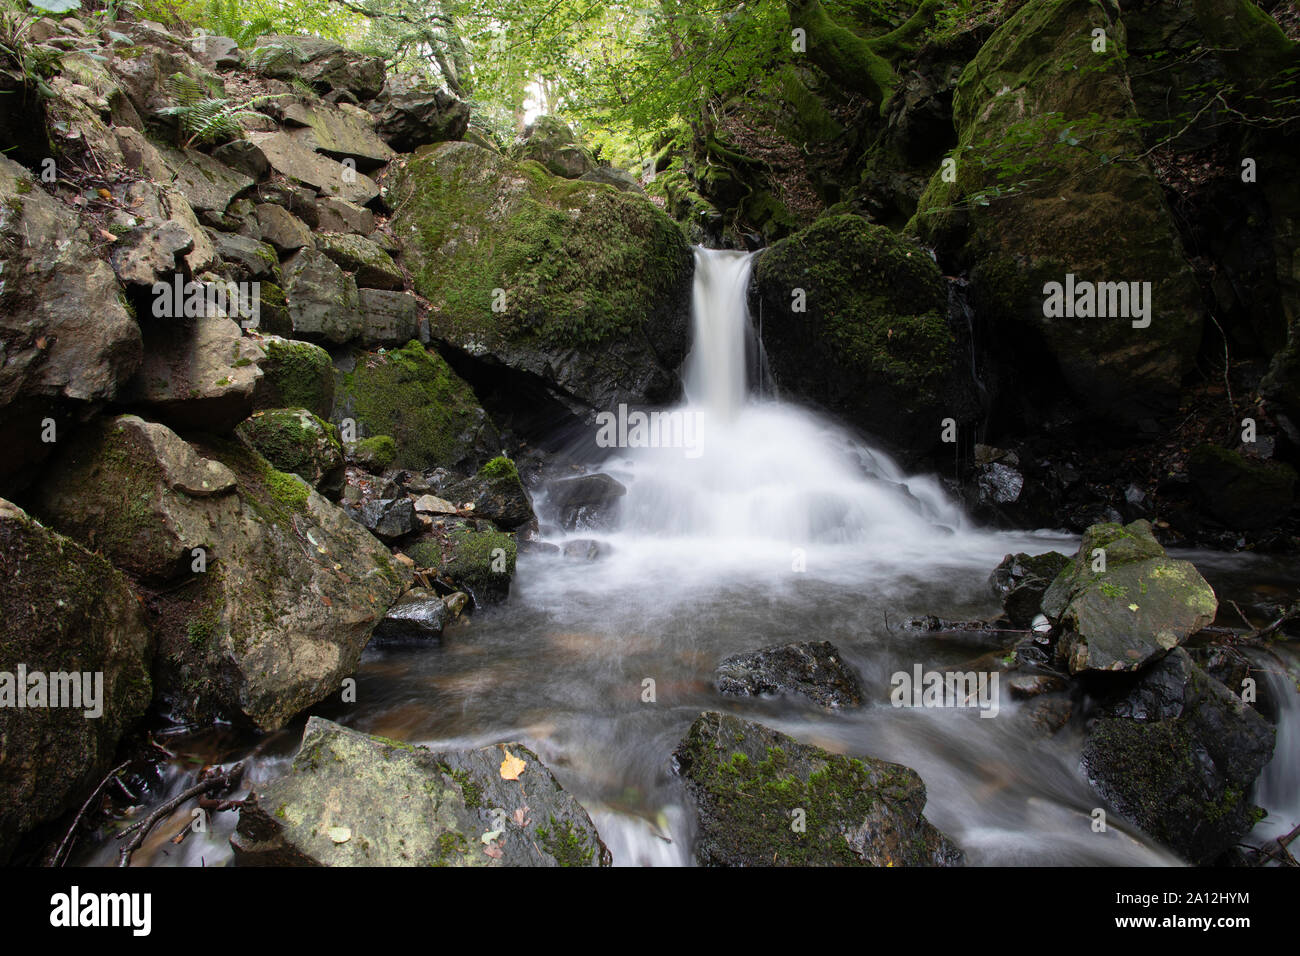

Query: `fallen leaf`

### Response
(499, 750, 526, 781)
(483, 844, 503, 859)
(513, 807, 530, 827)
(96, 188, 111, 199)
(328, 826, 352, 844)
(480, 829, 503, 844)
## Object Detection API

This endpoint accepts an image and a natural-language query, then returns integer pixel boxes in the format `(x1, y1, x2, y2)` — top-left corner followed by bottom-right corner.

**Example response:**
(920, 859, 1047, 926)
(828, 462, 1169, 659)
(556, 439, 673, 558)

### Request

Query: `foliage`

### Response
(156, 71, 272, 146)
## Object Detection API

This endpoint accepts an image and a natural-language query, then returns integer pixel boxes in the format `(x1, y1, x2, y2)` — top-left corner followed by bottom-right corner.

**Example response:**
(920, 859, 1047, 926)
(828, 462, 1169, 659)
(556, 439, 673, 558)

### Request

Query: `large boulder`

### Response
(910, 0, 1205, 425)
(714, 641, 865, 708)
(1042, 520, 1218, 674)
(232, 717, 610, 866)
(1081, 648, 1275, 864)
(248, 35, 386, 100)
(752, 214, 977, 464)
(282, 246, 364, 345)
(33, 416, 409, 730)
(1186, 443, 1296, 530)
(673, 712, 962, 866)
(989, 551, 1071, 628)
(389, 141, 693, 412)
(235, 407, 344, 494)
(545, 473, 627, 530)
(245, 131, 381, 206)
(513, 115, 595, 179)
(281, 100, 395, 170)
(0, 499, 154, 863)
(0, 155, 141, 494)
(250, 336, 335, 418)
(335, 340, 500, 472)
(366, 75, 469, 152)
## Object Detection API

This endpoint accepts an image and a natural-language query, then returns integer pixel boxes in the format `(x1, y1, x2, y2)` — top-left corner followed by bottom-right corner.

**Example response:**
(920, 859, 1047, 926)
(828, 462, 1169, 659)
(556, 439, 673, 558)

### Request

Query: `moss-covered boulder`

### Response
(33, 416, 409, 730)
(1042, 520, 1218, 674)
(674, 712, 962, 866)
(751, 214, 978, 462)
(335, 339, 500, 472)
(1187, 443, 1297, 530)
(909, 0, 1205, 423)
(1081, 648, 1274, 864)
(436, 456, 535, 530)
(236, 408, 344, 494)
(233, 717, 610, 866)
(389, 141, 693, 411)
(251, 336, 335, 419)
(0, 499, 154, 863)
(512, 114, 596, 179)
(316, 233, 404, 291)
(408, 525, 517, 604)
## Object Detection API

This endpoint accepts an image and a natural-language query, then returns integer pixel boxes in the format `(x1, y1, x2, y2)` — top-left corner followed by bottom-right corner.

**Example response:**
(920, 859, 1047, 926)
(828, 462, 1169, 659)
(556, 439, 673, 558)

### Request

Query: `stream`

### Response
(78, 249, 1300, 867)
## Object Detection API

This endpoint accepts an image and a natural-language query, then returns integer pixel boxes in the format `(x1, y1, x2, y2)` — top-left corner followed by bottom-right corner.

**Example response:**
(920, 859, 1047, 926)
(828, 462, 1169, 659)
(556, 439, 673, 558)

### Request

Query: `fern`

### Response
(156, 72, 271, 148)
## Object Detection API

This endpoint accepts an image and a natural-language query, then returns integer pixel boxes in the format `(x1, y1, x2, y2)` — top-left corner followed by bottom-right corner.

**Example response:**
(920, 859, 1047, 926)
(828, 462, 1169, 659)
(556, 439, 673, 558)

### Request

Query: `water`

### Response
(81, 247, 1297, 867)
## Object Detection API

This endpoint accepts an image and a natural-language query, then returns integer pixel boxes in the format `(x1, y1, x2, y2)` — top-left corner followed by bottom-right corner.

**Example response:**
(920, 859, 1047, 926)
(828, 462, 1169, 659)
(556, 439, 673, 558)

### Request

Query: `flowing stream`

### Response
(82, 248, 1299, 867)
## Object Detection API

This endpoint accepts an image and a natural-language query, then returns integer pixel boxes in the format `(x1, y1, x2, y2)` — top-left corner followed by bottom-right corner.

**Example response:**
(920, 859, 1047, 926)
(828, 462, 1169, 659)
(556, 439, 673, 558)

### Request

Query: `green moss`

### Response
(341, 340, 484, 471)
(258, 338, 334, 418)
(439, 764, 482, 809)
(477, 456, 518, 482)
(238, 408, 339, 484)
(535, 814, 597, 866)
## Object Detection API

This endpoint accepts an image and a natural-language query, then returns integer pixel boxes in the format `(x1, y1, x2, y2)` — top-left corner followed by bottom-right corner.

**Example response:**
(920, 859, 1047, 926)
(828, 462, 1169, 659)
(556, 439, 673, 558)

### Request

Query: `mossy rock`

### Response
(1042, 520, 1218, 674)
(0, 498, 153, 863)
(389, 141, 693, 410)
(252, 336, 335, 419)
(353, 434, 397, 471)
(232, 717, 610, 866)
(335, 339, 498, 472)
(673, 712, 963, 866)
(751, 213, 977, 463)
(408, 526, 517, 604)
(908, 0, 1205, 423)
(1187, 443, 1297, 530)
(236, 407, 344, 494)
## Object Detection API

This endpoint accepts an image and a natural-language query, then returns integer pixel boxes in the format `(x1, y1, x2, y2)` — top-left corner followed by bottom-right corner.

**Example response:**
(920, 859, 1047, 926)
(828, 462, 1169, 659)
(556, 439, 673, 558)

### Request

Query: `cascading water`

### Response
(80, 247, 1296, 869)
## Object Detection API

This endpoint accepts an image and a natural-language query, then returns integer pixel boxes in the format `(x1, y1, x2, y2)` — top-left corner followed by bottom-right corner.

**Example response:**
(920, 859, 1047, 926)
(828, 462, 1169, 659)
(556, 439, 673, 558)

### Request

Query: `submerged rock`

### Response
(674, 712, 962, 866)
(714, 641, 864, 708)
(1042, 520, 1217, 674)
(0, 499, 153, 862)
(989, 551, 1070, 628)
(232, 717, 610, 866)
(547, 473, 627, 530)
(1081, 648, 1275, 864)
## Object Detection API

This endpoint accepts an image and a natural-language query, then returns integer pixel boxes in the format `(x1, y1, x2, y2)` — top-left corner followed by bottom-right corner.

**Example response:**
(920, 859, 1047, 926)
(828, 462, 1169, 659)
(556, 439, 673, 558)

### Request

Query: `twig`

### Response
(116, 763, 243, 867)
(50, 761, 129, 867)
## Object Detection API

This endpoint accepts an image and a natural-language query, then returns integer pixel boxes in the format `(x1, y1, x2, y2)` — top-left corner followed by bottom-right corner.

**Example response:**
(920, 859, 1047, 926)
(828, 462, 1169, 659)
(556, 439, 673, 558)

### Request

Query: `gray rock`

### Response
(358, 288, 421, 347)
(316, 233, 403, 290)
(282, 100, 395, 169)
(254, 203, 312, 254)
(366, 74, 469, 152)
(579, 165, 645, 193)
(316, 196, 374, 235)
(232, 717, 610, 865)
(371, 587, 449, 643)
(547, 473, 627, 530)
(513, 115, 594, 178)
(249, 35, 386, 100)
(282, 247, 363, 345)
(674, 712, 963, 867)
(209, 231, 279, 279)
(989, 551, 1070, 628)
(212, 139, 271, 179)
(1081, 648, 1275, 864)
(349, 497, 416, 542)
(715, 640, 865, 708)
(246, 130, 381, 205)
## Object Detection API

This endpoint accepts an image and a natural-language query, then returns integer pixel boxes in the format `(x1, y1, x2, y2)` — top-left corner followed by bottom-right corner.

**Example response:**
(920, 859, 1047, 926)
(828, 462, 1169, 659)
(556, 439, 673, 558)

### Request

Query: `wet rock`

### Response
(0, 499, 153, 863)
(547, 473, 627, 530)
(0, 155, 141, 494)
(715, 641, 865, 708)
(1005, 674, 1065, 700)
(1042, 520, 1218, 674)
(232, 717, 609, 865)
(367, 75, 469, 152)
(371, 587, 449, 643)
(236, 408, 344, 495)
(989, 551, 1070, 628)
(348, 497, 416, 542)
(1081, 648, 1275, 864)
(561, 538, 606, 560)
(34, 417, 409, 729)
(408, 527, 516, 603)
(438, 457, 535, 530)
(355, 289, 420, 346)
(673, 712, 963, 866)
(248, 35, 385, 100)
(1187, 443, 1296, 530)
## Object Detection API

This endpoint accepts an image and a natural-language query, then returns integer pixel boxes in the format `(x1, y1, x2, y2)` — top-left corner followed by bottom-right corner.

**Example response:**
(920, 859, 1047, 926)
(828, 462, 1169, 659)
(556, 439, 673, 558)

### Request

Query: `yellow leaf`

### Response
(499, 750, 526, 781)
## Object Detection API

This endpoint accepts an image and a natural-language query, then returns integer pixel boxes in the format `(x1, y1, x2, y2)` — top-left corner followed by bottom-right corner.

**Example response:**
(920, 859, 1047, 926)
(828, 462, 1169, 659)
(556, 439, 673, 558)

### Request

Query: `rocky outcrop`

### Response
(367, 75, 469, 152)
(674, 712, 962, 866)
(714, 641, 865, 708)
(1042, 520, 1218, 674)
(0, 499, 153, 863)
(1081, 648, 1275, 864)
(232, 717, 610, 866)
(389, 141, 693, 412)
(513, 115, 595, 178)
(989, 550, 1070, 628)
(751, 214, 978, 464)
(0, 155, 141, 494)
(33, 416, 408, 730)
(235, 407, 344, 495)
(249, 35, 386, 100)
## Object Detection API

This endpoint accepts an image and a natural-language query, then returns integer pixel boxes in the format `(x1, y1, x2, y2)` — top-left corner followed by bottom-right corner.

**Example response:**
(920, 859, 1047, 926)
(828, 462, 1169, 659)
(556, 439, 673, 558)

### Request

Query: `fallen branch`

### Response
(116, 763, 243, 868)
(49, 761, 130, 867)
